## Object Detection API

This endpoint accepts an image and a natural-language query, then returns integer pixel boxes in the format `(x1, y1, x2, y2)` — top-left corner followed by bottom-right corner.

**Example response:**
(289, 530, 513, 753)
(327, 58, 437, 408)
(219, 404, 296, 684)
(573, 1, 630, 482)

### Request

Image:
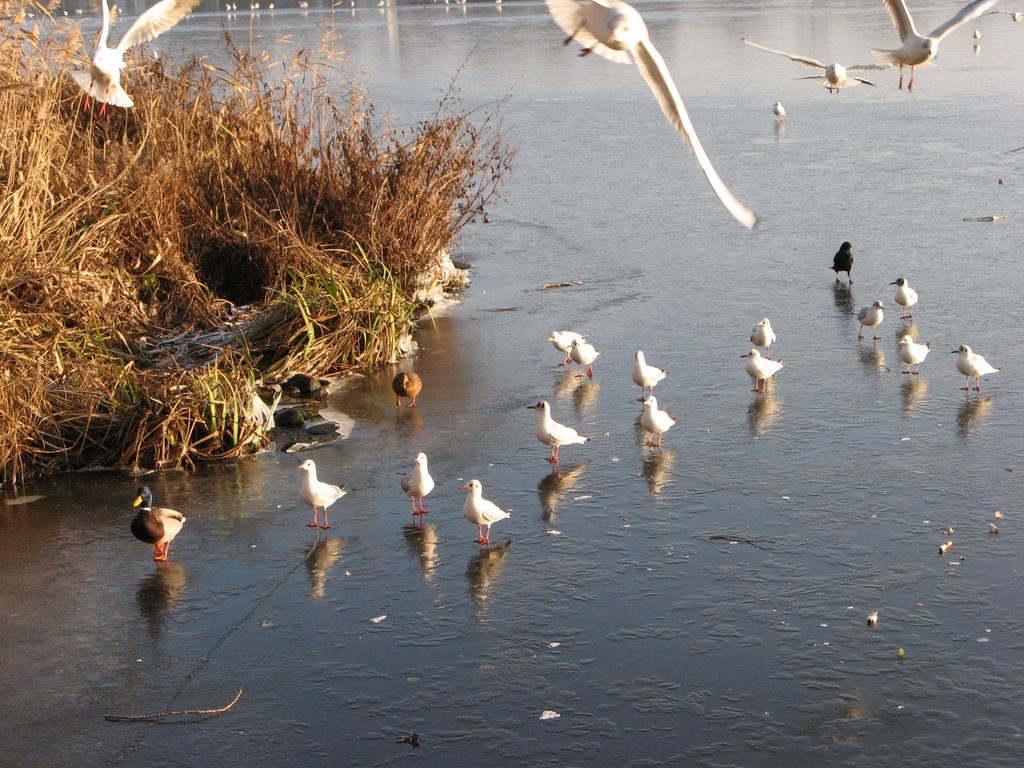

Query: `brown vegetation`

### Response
(0, 1, 514, 484)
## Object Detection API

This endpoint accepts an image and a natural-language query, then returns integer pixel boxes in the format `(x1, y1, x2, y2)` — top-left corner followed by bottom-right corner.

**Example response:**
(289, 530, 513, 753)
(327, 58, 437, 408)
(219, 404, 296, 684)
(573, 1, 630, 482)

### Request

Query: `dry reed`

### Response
(0, 1, 514, 484)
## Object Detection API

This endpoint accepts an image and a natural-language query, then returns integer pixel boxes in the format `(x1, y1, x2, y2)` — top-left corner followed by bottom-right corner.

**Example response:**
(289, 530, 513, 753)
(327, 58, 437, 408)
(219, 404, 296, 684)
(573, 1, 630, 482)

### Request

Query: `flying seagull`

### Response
(742, 38, 888, 93)
(546, 0, 757, 229)
(872, 0, 998, 91)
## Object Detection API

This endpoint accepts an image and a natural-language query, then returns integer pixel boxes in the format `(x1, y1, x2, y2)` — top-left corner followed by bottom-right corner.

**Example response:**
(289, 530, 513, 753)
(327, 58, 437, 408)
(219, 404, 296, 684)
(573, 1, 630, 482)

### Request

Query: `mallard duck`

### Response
(131, 486, 186, 561)
(392, 372, 422, 407)
(298, 459, 348, 529)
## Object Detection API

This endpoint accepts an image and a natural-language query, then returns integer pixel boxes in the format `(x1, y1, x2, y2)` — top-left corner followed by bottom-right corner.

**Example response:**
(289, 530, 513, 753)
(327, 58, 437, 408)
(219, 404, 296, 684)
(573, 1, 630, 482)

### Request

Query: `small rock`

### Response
(303, 420, 339, 437)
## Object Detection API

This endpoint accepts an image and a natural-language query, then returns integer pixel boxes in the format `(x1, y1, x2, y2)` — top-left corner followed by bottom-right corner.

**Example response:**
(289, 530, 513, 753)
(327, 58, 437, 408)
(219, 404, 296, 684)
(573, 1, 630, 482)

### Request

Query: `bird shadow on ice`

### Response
(832, 282, 855, 316)
(900, 377, 928, 412)
(466, 540, 512, 608)
(136, 561, 187, 640)
(553, 369, 599, 418)
(305, 533, 347, 600)
(895, 321, 919, 342)
(641, 448, 676, 495)
(537, 463, 586, 522)
(402, 522, 438, 582)
(747, 394, 782, 436)
(957, 395, 993, 436)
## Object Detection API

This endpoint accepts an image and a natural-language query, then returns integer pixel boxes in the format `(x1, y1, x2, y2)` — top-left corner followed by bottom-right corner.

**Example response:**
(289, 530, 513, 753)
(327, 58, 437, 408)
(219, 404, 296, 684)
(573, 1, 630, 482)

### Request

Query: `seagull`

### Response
(568, 337, 600, 378)
(750, 318, 777, 358)
(857, 300, 884, 340)
(131, 486, 185, 561)
(640, 395, 676, 447)
(741, 349, 783, 393)
(898, 335, 930, 374)
(742, 38, 889, 93)
(528, 400, 589, 463)
(772, 101, 786, 120)
(632, 350, 667, 395)
(71, 0, 200, 114)
(952, 344, 1001, 390)
(546, 330, 586, 366)
(400, 452, 435, 517)
(891, 277, 919, 319)
(546, 0, 757, 229)
(984, 9, 1024, 21)
(872, 0, 998, 91)
(832, 241, 853, 283)
(459, 479, 510, 545)
(392, 371, 422, 407)
(298, 459, 349, 529)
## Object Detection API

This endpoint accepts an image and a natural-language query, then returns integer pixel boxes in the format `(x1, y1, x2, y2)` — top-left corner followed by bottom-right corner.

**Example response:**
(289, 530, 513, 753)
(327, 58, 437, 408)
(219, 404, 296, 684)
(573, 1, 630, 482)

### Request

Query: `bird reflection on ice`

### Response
(305, 534, 346, 599)
(957, 395, 994, 436)
(466, 541, 511, 610)
(747, 394, 782, 436)
(402, 522, 439, 582)
(136, 562, 187, 639)
(537, 463, 586, 522)
(641, 448, 675, 495)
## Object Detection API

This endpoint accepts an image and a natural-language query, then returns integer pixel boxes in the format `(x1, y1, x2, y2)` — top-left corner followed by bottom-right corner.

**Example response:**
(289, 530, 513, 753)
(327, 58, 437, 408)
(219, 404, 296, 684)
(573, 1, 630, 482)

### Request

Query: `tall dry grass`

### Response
(0, 1, 514, 483)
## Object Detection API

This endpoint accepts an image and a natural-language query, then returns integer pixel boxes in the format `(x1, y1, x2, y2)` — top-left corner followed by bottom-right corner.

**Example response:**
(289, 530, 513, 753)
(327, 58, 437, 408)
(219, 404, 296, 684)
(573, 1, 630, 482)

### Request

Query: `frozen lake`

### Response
(4, 1, 1024, 764)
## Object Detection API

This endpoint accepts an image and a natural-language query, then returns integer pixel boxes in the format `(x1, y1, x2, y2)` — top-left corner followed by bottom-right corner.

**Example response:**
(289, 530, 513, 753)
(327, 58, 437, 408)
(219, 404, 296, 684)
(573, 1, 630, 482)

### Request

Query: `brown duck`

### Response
(392, 372, 422, 407)
(131, 486, 186, 561)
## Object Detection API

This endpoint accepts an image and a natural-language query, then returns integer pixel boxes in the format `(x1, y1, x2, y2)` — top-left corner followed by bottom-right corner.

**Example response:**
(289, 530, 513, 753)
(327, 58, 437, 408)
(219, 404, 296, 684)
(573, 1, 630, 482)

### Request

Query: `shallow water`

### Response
(6, 1, 1024, 765)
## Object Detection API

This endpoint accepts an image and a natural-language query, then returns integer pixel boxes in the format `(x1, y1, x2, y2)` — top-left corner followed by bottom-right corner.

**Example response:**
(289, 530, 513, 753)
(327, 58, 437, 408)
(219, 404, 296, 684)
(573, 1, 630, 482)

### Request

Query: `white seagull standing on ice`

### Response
(772, 101, 786, 120)
(952, 344, 1001, 391)
(72, 0, 200, 113)
(545, 0, 757, 229)
(750, 318, 777, 358)
(632, 350, 667, 396)
(400, 452, 435, 517)
(640, 395, 676, 447)
(898, 335, 930, 374)
(459, 479, 510, 545)
(298, 459, 349, 529)
(872, 0, 998, 91)
(742, 349, 783, 394)
(742, 38, 888, 93)
(568, 337, 601, 378)
(528, 400, 589, 463)
(891, 277, 919, 319)
(546, 330, 586, 366)
(857, 300, 885, 340)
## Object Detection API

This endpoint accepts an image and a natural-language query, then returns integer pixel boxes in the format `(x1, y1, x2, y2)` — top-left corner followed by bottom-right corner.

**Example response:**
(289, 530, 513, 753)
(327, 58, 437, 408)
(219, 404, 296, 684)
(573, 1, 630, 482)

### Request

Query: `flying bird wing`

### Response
(741, 38, 827, 70)
(116, 0, 199, 52)
(847, 63, 890, 72)
(882, 0, 918, 42)
(928, 0, 998, 40)
(632, 38, 757, 229)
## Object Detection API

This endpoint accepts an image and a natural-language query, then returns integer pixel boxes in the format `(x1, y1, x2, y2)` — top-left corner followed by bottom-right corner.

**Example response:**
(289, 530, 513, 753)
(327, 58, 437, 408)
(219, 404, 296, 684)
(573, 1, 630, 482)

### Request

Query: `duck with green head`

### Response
(131, 486, 186, 561)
